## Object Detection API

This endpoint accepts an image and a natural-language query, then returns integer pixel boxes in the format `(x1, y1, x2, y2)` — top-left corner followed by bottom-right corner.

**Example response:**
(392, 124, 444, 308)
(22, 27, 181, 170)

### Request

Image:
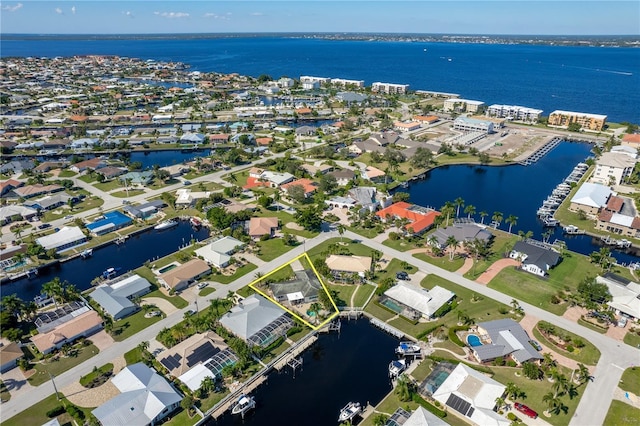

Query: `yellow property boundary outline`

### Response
(248, 253, 340, 330)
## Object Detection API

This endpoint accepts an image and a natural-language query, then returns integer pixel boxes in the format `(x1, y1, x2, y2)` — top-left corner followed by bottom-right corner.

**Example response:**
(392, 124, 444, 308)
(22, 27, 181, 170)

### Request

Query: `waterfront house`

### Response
(175, 188, 212, 208)
(85, 211, 133, 236)
(179, 346, 239, 392)
(123, 200, 165, 219)
(92, 363, 182, 426)
(596, 273, 640, 322)
(383, 282, 455, 320)
(157, 331, 232, 378)
(36, 226, 87, 253)
(509, 240, 560, 277)
(195, 236, 245, 269)
(219, 294, 293, 348)
(248, 217, 279, 239)
(31, 302, 103, 354)
(361, 166, 387, 183)
(13, 183, 64, 199)
(70, 158, 106, 173)
(569, 182, 613, 216)
(325, 254, 372, 278)
(0, 342, 24, 373)
(328, 169, 356, 186)
(180, 132, 205, 144)
(385, 407, 449, 426)
(468, 319, 542, 366)
(429, 222, 494, 250)
(90, 274, 152, 320)
(622, 133, 640, 149)
(429, 363, 508, 426)
(270, 270, 323, 305)
(376, 202, 440, 235)
(158, 259, 211, 292)
(96, 166, 128, 181)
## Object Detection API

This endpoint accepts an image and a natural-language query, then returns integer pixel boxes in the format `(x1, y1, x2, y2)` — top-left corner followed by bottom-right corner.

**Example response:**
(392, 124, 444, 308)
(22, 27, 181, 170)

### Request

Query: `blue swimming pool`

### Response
(467, 334, 483, 347)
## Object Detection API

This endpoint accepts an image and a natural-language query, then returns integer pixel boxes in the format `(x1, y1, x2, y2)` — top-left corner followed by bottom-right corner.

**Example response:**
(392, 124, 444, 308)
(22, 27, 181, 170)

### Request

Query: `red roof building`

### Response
(376, 201, 440, 234)
(281, 178, 318, 198)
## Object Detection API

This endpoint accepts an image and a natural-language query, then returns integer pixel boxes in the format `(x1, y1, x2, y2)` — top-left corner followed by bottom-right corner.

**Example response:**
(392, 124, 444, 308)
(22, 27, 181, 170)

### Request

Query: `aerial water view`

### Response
(1, 1, 640, 426)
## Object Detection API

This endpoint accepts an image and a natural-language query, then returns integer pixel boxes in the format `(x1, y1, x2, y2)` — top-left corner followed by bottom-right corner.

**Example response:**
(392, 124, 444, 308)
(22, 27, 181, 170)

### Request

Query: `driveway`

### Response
(0, 367, 33, 400)
(141, 297, 178, 316)
(475, 258, 519, 285)
(89, 330, 115, 351)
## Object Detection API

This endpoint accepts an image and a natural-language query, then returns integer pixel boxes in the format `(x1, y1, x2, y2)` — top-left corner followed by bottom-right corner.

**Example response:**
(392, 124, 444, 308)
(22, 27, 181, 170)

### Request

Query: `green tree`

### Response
(394, 374, 414, 402)
(542, 392, 568, 415)
(287, 184, 307, 204)
(392, 191, 410, 203)
(294, 206, 323, 231)
(505, 215, 518, 233)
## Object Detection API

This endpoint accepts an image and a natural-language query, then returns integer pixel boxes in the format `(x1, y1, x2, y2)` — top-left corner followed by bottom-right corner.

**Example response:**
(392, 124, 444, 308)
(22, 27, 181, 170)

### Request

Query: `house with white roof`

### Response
(383, 282, 455, 320)
(569, 182, 613, 215)
(195, 236, 245, 269)
(596, 273, 640, 321)
(92, 363, 181, 426)
(90, 274, 152, 320)
(384, 406, 449, 426)
(36, 226, 87, 253)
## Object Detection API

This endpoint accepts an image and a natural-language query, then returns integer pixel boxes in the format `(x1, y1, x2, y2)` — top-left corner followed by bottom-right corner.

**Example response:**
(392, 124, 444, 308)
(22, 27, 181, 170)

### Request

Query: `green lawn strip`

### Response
(1, 394, 93, 426)
(287, 327, 311, 342)
(94, 180, 123, 192)
(353, 284, 376, 308)
(347, 226, 382, 239)
(58, 170, 78, 177)
(624, 331, 640, 348)
(382, 238, 415, 252)
(410, 358, 433, 381)
(147, 178, 180, 190)
(144, 287, 189, 309)
(326, 282, 356, 308)
(307, 237, 378, 259)
(421, 274, 514, 329)
(198, 389, 230, 412)
(463, 231, 518, 280)
(236, 285, 256, 298)
(255, 238, 295, 261)
(79, 363, 114, 387)
(491, 366, 582, 426)
(199, 287, 215, 296)
(111, 310, 163, 342)
(111, 189, 145, 198)
(377, 258, 413, 283)
(364, 298, 397, 321)
(164, 408, 200, 426)
(0, 380, 11, 401)
(576, 317, 608, 334)
(532, 325, 601, 366)
(42, 197, 104, 222)
(212, 263, 257, 284)
(124, 347, 144, 365)
(29, 344, 100, 386)
(358, 392, 420, 426)
(604, 400, 640, 426)
(432, 340, 466, 356)
(413, 252, 465, 272)
(619, 367, 640, 394)
(78, 174, 97, 183)
(388, 316, 428, 338)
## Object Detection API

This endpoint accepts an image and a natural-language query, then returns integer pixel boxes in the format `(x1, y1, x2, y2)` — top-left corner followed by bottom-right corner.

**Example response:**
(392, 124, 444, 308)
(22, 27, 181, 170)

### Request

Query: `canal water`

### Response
(405, 141, 639, 264)
(3, 222, 209, 300)
(210, 319, 399, 426)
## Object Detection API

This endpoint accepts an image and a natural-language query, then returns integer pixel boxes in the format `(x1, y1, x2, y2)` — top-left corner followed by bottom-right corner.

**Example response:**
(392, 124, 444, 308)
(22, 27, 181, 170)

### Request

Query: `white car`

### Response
(197, 282, 208, 290)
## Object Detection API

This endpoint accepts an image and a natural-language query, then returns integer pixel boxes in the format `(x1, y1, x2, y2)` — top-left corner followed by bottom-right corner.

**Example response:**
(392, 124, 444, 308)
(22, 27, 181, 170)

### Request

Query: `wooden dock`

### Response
(369, 318, 405, 339)
(274, 335, 317, 370)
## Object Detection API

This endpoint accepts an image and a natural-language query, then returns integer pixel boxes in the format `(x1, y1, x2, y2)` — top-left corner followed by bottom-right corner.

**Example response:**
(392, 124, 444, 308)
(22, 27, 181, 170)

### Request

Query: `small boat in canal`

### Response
(338, 401, 362, 423)
(389, 359, 407, 378)
(154, 219, 178, 230)
(231, 394, 256, 417)
(80, 248, 93, 258)
(102, 267, 121, 279)
(395, 341, 421, 356)
(190, 217, 202, 227)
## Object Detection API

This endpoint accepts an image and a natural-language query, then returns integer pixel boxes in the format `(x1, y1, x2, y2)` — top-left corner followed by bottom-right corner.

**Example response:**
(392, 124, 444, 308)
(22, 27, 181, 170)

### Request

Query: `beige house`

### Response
(158, 259, 211, 291)
(249, 217, 279, 239)
(325, 254, 372, 277)
(31, 310, 103, 354)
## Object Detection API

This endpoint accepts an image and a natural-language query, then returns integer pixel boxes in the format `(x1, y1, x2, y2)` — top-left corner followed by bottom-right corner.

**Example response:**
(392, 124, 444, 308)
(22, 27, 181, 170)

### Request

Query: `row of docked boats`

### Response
(600, 235, 632, 249)
(537, 162, 589, 225)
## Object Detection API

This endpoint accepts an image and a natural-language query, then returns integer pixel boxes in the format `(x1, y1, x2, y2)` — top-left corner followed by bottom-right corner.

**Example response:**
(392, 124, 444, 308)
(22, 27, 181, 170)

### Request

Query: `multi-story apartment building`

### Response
(548, 110, 607, 131)
(591, 151, 637, 186)
(453, 116, 495, 134)
(443, 98, 485, 113)
(299, 76, 331, 90)
(330, 78, 365, 88)
(371, 82, 409, 94)
(486, 104, 543, 122)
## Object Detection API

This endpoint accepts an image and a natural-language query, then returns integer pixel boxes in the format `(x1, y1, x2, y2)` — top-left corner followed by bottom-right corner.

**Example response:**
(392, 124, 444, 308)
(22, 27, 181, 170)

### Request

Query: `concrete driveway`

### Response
(0, 367, 33, 400)
(141, 297, 177, 315)
(89, 330, 115, 352)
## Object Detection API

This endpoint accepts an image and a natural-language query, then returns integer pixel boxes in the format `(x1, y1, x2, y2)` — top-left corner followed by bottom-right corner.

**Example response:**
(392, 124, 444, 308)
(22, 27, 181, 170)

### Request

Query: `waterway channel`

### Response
(3, 222, 209, 300)
(210, 319, 399, 426)
(405, 141, 639, 264)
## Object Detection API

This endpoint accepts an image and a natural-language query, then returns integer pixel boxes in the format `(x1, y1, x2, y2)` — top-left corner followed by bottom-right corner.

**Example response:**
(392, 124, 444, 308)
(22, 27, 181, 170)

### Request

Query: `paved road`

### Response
(3, 227, 638, 425)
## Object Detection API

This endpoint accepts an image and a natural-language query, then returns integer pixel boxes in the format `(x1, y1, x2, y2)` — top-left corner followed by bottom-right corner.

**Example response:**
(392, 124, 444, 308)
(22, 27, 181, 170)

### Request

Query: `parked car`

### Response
(64, 215, 74, 220)
(38, 223, 51, 230)
(183, 180, 191, 186)
(197, 282, 208, 290)
(514, 403, 538, 419)
(529, 340, 542, 351)
(618, 316, 628, 328)
(396, 271, 410, 281)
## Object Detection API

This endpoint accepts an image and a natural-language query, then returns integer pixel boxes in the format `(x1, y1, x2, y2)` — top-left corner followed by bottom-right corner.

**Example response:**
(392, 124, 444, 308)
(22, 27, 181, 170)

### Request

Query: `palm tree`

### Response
(464, 204, 476, 219)
(575, 363, 592, 384)
(273, 190, 281, 211)
(42, 277, 65, 308)
(309, 302, 322, 324)
(137, 340, 149, 353)
(492, 211, 503, 228)
(552, 373, 569, 397)
(441, 201, 455, 227)
(479, 211, 488, 224)
(454, 197, 465, 218)
(505, 382, 525, 400)
(337, 223, 345, 243)
(541, 353, 557, 375)
(542, 391, 568, 416)
(494, 396, 506, 411)
(394, 374, 414, 402)
(446, 235, 458, 261)
(505, 215, 518, 234)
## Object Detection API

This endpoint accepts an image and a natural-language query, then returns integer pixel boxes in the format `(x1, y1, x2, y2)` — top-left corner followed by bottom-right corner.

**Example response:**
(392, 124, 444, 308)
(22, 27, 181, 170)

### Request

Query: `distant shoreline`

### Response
(2, 32, 639, 48)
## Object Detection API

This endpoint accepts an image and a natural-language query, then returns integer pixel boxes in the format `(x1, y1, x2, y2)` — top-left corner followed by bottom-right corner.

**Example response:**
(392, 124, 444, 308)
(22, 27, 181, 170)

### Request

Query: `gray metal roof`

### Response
(476, 319, 542, 363)
(219, 294, 288, 343)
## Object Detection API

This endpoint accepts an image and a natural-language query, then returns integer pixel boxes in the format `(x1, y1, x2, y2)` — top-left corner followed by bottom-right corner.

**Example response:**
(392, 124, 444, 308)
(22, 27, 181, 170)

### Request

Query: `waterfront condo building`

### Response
(486, 104, 543, 123)
(548, 110, 607, 131)
(371, 82, 410, 94)
(443, 98, 485, 113)
(299, 75, 331, 90)
(453, 116, 495, 134)
(591, 151, 637, 186)
(330, 78, 365, 88)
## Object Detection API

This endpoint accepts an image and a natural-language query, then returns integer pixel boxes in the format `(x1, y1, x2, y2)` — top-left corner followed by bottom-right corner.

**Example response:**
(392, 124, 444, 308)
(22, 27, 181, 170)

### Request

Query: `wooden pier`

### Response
(274, 335, 317, 371)
(369, 318, 405, 339)
(518, 137, 561, 166)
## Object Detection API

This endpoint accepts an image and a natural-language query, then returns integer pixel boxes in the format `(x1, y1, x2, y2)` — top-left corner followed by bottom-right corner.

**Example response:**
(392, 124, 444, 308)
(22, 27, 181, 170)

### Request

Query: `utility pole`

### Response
(49, 372, 60, 400)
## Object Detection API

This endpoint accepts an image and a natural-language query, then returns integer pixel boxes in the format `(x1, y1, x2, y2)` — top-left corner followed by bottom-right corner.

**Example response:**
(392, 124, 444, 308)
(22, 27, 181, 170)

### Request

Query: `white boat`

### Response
(231, 394, 255, 417)
(395, 341, 421, 356)
(80, 248, 93, 258)
(154, 220, 178, 230)
(102, 267, 120, 279)
(338, 401, 362, 423)
(389, 359, 406, 378)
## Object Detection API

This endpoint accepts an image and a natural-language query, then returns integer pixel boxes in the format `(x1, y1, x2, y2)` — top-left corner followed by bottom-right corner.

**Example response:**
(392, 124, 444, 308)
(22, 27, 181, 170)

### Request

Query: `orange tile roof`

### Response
(622, 134, 640, 144)
(249, 217, 279, 237)
(243, 176, 271, 190)
(376, 202, 441, 233)
(256, 137, 273, 146)
(296, 107, 313, 114)
(31, 310, 102, 354)
(414, 115, 440, 123)
(281, 178, 318, 194)
(606, 196, 624, 212)
(69, 115, 87, 122)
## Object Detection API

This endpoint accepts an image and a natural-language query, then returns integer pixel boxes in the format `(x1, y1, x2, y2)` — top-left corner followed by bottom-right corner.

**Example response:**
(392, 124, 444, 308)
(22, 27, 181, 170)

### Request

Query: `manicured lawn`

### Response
(532, 323, 601, 365)
(147, 178, 179, 190)
(411, 358, 434, 381)
(2, 394, 93, 426)
(79, 362, 113, 387)
(164, 408, 200, 426)
(42, 196, 104, 222)
(463, 231, 518, 280)
(421, 274, 514, 329)
(58, 170, 78, 177)
(604, 400, 640, 426)
(491, 366, 583, 426)
(433, 339, 466, 356)
(199, 389, 230, 412)
(144, 286, 189, 309)
(254, 207, 320, 238)
(364, 300, 396, 322)
(353, 283, 376, 308)
(256, 238, 295, 261)
(413, 252, 465, 272)
(29, 344, 100, 386)
(388, 316, 428, 338)
(199, 287, 215, 296)
(377, 258, 414, 283)
(94, 180, 124, 192)
(619, 367, 640, 394)
(79, 174, 97, 183)
(124, 347, 144, 365)
(347, 226, 382, 239)
(577, 317, 608, 334)
(382, 238, 415, 252)
(326, 283, 356, 308)
(112, 189, 145, 198)
(624, 330, 640, 348)
(212, 263, 257, 284)
(111, 310, 163, 342)
(488, 252, 602, 316)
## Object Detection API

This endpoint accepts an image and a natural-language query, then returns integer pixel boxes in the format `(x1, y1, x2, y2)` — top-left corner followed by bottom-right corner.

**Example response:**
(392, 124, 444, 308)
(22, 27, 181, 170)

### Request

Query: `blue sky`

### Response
(1, 1, 638, 35)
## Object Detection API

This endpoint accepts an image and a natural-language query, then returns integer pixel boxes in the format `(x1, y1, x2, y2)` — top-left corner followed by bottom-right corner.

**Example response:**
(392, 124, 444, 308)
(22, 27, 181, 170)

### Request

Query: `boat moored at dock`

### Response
(338, 401, 362, 423)
(388, 359, 406, 378)
(231, 394, 256, 418)
(154, 219, 179, 230)
(395, 341, 421, 357)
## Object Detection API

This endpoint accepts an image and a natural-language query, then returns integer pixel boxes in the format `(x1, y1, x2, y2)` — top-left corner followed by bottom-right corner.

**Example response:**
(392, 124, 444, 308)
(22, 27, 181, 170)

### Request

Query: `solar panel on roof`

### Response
(160, 356, 180, 371)
(186, 342, 219, 367)
(446, 394, 475, 417)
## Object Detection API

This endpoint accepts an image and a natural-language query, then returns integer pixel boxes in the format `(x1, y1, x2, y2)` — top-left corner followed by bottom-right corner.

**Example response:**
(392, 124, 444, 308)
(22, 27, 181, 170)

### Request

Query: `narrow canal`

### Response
(4, 222, 209, 300)
(210, 319, 399, 426)
(405, 141, 639, 264)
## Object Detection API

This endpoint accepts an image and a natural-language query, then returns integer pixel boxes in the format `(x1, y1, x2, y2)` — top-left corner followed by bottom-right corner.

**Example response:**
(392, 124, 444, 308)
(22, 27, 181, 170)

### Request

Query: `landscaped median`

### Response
(532, 321, 601, 365)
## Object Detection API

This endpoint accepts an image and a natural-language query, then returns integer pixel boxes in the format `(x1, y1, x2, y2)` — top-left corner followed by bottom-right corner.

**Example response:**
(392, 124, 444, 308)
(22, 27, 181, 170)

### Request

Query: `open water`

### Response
(1, 36, 638, 123)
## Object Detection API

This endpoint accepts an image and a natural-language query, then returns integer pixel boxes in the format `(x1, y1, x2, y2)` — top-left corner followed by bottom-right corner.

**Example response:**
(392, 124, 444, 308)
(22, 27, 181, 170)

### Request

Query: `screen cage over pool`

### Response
(248, 315, 294, 347)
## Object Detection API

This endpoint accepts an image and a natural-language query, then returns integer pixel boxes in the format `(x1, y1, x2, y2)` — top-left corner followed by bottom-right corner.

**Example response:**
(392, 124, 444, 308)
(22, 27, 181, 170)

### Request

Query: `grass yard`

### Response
(212, 263, 257, 284)
(163, 408, 200, 426)
(619, 367, 640, 394)
(0, 380, 11, 401)
(255, 237, 296, 261)
(94, 180, 123, 192)
(413, 252, 466, 272)
(421, 274, 514, 329)
(377, 258, 414, 283)
(388, 316, 429, 338)
(307, 238, 379, 259)
(78, 174, 97, 184)
(42, 196, 104, 222)
(28, 344, 100, 386)
(124, 347, 144, 365)
(433, 339, 466, 356)
(143, 286, 189, 309)
(254, 207, 320, 238)
(463, 231, 518, 280)
(491, 366, 583, 426)
(347, 225, 382, 239)
(410, 358, 434, 381)
(79, 363, 113, 387)
(364, 300, 396, 322)
(199, 287, 215, 296)
(488, 252, 602, 317)
(382, 238, 416, 252)
(532, 323, 601, 365)
(1, 394, 93, 426)
(58, 170, 78, 177)
(111, 310, 163, 342)
(111, 189, 145, 198)
(353, 283, 376, 308)
(325, 283, 356, 308)
(624, 330, 640, 348)
(604, 400, 640, 426)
